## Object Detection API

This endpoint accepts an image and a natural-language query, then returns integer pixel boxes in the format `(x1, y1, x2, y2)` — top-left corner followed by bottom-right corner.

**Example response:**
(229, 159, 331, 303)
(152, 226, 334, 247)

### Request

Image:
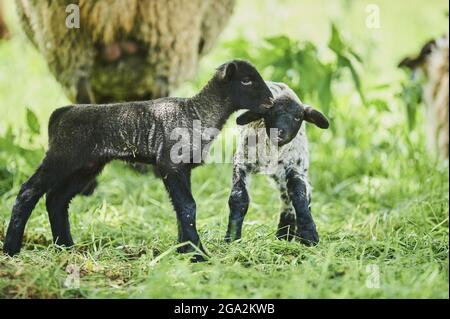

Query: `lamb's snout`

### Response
(270, 128, 292, 146)
(260, 97, 275, 110)
(266, 97, 275, 107)
(269, 129, 286, 145)
(277, 128, 286, 140)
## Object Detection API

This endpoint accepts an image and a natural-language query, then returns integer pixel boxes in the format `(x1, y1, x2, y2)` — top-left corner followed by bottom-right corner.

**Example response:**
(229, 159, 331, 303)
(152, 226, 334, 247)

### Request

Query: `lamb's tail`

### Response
(48, 106, 72, 136)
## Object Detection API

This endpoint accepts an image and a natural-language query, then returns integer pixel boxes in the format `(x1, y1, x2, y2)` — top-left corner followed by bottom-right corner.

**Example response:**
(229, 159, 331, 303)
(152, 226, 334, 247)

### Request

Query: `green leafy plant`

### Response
(0, 110, 44, 195)
(397, 73, 425, 131)
(26, 107, 41, 136)
(223, 23, 366, 116)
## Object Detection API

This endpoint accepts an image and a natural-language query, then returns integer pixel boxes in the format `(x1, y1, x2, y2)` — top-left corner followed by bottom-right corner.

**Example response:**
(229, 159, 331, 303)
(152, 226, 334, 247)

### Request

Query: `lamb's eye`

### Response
(241, 78, 253, 86)
(294, 116, 302, 122)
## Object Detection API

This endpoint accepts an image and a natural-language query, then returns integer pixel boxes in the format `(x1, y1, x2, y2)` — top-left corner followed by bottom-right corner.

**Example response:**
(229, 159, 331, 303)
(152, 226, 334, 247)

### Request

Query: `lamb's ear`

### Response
(218, 61, 238, 81)
(236, 111, 263, 125)
(304, 106, 329, 129)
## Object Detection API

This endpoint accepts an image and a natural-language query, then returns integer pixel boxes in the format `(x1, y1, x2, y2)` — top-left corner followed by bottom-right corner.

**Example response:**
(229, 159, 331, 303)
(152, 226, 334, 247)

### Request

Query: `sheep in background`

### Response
(16, 0, 235, 104)
(0, 0, 9, 39)
(226, 82, 329, 245)
(399, 34, 449, 160)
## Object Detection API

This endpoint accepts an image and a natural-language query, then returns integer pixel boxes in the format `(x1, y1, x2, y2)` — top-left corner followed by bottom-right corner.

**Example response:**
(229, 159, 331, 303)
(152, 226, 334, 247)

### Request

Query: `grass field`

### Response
(0, 0, 449, 298)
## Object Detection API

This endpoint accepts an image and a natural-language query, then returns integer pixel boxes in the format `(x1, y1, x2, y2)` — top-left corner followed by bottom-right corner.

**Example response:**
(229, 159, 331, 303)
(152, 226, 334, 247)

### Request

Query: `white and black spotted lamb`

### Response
(226, 82, 329, 245)
(3, 60, 274, 261)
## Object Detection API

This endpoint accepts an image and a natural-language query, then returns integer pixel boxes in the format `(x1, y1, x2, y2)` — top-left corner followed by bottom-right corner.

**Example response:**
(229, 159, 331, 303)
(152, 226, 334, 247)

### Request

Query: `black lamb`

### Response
(3, 60, 274, 261)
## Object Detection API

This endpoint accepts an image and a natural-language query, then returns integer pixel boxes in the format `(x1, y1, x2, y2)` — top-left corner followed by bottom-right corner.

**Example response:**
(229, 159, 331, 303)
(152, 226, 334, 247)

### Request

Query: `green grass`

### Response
(0, 0, 448, 298)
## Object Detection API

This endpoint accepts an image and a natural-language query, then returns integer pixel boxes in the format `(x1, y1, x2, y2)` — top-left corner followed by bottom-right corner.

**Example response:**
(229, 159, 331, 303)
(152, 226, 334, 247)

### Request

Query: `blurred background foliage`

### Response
(0, 0, 448, 298)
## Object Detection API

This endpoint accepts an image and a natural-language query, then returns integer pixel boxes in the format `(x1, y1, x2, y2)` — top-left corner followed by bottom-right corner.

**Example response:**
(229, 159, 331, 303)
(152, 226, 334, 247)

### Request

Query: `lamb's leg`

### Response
(78, 178, 98, 196)
(225, 167, 249, 242)
(276, 184, 297, 241)
(73, 77, 102, 197)
(161, 168, 206, 262)
(3, 158, 64, 256)
(46, 166, 103, 247)
(285, 169, 319, 246)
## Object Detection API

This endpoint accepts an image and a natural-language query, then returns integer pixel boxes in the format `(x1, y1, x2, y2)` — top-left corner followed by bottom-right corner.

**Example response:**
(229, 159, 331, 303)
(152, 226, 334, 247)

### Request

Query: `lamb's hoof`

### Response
(177, 243, 208, 262)
(276, 226, 296, 241)
(191, 253, 208, 263)
(224, 233, 240, 243)
(53, 239, 75, 248)
(297, 226, 319, 246)
(3, 240, 21, 257)
(80, 179, 98, 196)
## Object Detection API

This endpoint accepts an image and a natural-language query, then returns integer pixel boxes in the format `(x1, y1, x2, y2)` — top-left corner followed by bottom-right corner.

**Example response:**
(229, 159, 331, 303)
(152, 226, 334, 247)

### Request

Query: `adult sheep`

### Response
(16, 0, 235, 103)
(399, 34, 449, 160)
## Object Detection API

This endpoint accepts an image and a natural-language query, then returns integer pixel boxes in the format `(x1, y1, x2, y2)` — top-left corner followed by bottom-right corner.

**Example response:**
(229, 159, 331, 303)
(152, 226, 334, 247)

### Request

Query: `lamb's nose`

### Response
(262, 97, 274, 109)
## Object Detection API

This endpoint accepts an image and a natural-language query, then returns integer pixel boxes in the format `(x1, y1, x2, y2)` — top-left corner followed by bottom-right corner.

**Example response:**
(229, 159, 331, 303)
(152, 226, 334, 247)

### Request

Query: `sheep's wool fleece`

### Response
(16, 0, 235, 102)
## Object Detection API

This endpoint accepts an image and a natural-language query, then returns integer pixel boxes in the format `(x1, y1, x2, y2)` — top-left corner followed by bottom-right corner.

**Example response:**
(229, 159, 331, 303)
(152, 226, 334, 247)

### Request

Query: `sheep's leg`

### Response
(161, 168, 206, 262)
(285, 169, 319, 246)
(76, 77, 96, 104)
(3, 158, 64, 256)
(46, 166, 103, 247)
(225, 167, 249, 242)
(276, 184, 297, 241)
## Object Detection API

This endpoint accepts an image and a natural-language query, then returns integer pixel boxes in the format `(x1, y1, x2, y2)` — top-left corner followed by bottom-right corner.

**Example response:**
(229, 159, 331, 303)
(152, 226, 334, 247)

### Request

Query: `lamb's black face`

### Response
(236, 93, 329, 146)
(217, 60, 273, 113)
(263, 97, 303, 146)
